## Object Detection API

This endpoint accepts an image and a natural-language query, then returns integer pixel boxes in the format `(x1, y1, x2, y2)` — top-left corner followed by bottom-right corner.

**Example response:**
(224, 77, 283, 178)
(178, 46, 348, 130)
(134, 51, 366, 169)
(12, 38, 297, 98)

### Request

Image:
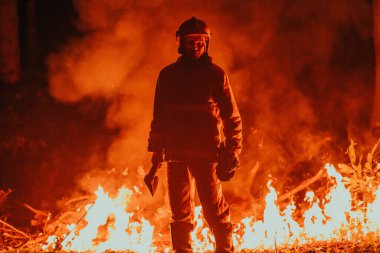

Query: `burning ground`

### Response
(1, 0, 380, 252)
(2, 150, 380, 252)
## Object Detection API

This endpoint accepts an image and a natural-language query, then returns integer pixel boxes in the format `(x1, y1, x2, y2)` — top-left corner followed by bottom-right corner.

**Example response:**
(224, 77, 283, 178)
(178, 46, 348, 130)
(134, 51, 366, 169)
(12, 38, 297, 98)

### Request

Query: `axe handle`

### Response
(147, 163, 161, 178)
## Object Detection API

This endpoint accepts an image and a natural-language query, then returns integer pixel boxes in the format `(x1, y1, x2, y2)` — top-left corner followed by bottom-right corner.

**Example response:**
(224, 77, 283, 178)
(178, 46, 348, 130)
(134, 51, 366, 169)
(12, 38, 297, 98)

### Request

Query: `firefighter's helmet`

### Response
(176, 17, 211, 54)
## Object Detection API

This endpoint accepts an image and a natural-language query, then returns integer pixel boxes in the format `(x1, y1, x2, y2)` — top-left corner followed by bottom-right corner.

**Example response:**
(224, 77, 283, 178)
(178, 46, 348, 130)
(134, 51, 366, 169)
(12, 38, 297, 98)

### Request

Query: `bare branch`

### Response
(277, 169, 326, 203)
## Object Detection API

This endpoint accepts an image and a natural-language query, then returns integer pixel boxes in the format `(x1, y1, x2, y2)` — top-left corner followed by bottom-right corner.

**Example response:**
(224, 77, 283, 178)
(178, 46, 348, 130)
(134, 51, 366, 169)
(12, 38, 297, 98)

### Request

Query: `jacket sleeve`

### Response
(148, 73, 165, 152)
(215, 73, 243, 154)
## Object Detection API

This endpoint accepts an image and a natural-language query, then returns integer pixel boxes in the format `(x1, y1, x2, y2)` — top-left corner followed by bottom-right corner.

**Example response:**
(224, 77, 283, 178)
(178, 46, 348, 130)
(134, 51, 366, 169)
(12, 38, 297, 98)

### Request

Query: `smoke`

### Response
(47, 0, 374, 218)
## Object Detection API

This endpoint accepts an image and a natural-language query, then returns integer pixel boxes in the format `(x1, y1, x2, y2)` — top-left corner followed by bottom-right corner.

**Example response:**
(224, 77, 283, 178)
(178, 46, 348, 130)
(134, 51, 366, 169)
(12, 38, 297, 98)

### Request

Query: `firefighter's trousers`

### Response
(167, 161, 234, 253)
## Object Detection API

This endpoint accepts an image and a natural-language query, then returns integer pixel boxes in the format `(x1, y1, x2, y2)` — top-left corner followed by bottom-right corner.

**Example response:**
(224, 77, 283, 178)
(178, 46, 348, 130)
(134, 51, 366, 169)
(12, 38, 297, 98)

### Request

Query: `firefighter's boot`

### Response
(213, 222, 234, 253)
(170, 222, 193, 253)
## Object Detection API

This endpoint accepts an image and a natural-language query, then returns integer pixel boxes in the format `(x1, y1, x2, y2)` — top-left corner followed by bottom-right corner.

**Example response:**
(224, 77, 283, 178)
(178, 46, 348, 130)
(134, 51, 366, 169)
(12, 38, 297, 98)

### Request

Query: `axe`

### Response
(144, 163, 161, 196)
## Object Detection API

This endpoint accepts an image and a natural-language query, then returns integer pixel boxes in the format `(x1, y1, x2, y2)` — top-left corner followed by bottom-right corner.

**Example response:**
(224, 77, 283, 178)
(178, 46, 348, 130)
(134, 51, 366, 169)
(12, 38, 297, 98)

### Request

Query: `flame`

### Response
(191, 206, 214, 252)
(42, 186, 154, 253)
(42, 162, 380, 252)
(233, 163, 380, 251)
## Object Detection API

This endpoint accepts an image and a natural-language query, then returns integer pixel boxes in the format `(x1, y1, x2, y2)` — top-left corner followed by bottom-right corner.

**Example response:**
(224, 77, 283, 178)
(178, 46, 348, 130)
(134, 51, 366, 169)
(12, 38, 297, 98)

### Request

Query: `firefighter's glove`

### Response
(216, 147, 240, 182)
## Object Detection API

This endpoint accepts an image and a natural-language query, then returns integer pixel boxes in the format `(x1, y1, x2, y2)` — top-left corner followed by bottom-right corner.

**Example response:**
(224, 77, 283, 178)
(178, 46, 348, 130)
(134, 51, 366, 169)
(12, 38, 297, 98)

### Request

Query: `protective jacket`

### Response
(148, 54, 242, 161)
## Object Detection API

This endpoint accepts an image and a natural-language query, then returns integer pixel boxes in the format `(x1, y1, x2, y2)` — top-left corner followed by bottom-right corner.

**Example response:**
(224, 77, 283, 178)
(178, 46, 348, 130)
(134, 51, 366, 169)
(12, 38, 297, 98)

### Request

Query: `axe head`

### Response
(144, 174, 159, 196)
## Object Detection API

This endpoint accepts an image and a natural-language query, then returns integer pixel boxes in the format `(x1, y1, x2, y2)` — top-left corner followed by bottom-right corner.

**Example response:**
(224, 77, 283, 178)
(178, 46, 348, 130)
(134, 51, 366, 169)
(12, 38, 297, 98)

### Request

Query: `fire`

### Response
(232, 163, 380, 251)
(42, 163, 380, 252)
(191, 206, 214, 252)
(42, 186, 155, 253)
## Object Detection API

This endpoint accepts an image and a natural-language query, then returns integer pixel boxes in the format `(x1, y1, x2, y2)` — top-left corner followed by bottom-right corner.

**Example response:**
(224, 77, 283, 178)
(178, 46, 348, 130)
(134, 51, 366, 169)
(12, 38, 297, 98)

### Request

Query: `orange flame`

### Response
(43, 186, 155, 253)
(233, 163, 380, 251)
(42, 162, 380, 252)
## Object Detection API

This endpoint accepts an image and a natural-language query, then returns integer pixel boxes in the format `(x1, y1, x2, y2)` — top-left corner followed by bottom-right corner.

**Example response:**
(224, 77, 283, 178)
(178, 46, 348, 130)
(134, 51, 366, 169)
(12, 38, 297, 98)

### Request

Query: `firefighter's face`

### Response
(182, 35, 206, 60)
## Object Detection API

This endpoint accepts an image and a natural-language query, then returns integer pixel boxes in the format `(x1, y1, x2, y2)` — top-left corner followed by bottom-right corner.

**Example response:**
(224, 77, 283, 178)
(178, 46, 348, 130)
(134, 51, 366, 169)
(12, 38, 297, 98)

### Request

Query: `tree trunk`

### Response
(373, 0, 380, 130)
(0, 0, 20, 84)
(25, 0, 37, 70)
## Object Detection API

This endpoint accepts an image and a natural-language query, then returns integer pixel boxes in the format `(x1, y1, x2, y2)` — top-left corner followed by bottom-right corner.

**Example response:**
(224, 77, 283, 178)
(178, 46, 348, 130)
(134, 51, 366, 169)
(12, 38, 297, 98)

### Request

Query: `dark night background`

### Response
(1, 0, 116, 225)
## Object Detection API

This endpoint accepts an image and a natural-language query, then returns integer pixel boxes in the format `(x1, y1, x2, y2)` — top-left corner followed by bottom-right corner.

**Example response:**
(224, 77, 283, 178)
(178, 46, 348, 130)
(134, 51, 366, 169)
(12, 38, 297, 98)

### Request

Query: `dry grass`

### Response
(2, 140, 380, 253)
(241, 239, 380, 253)
(2, 234, 380, 253)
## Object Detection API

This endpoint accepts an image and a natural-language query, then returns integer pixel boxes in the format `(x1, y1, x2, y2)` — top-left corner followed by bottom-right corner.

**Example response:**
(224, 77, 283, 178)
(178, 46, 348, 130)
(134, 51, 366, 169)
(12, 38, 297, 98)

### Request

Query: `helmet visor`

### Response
(182, 35, 207, 48)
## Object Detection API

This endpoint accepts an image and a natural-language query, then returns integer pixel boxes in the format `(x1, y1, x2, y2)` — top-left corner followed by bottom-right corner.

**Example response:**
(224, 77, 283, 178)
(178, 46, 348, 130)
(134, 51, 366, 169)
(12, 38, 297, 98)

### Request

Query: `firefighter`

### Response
(148, 17, 242, 253)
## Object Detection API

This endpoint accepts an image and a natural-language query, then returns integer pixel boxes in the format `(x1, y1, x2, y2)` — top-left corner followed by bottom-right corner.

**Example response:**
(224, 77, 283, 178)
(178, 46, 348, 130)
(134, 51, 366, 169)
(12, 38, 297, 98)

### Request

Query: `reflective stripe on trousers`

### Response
(167, 161, 231, 229)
